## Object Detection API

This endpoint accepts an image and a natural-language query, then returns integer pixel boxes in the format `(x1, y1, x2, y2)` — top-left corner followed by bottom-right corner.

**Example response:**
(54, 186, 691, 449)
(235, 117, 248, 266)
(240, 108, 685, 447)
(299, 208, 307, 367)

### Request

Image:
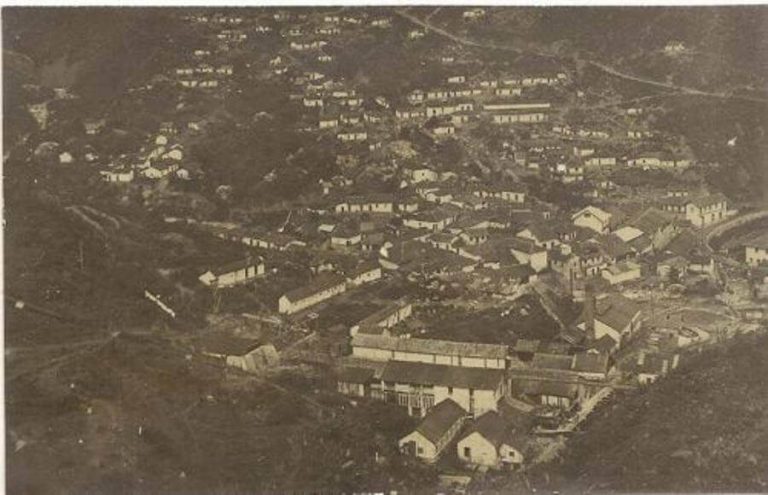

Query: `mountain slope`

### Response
(539, 331, 768, 493)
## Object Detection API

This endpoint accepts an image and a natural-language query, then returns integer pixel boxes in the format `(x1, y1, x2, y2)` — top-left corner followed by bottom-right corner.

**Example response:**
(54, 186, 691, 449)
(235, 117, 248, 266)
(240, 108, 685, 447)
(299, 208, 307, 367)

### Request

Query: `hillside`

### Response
(535, 331, 768, 493)
(7, 333, 436, 494)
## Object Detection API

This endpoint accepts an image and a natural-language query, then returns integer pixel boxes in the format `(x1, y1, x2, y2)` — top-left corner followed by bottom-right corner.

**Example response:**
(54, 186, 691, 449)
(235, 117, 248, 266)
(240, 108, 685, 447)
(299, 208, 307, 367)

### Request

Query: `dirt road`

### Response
(395, 9, 768, 105)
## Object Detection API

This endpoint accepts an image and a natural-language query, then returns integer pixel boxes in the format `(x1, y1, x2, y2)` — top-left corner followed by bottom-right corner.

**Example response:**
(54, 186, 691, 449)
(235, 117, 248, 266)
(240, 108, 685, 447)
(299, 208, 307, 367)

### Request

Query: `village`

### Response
(7, 6, 768, 493)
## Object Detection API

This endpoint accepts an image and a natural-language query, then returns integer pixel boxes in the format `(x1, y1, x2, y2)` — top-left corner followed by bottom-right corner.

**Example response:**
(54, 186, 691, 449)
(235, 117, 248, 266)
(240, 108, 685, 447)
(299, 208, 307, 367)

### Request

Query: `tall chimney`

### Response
(584, 282, 596, 339)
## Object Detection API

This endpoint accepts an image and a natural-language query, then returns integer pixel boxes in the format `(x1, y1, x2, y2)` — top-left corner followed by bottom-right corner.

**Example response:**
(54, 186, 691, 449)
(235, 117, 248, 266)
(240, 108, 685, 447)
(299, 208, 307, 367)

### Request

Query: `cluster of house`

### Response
(395, 78, 563, 138)
(335, 287, 678, 465)
(194, 224, 386, 314)
(98, 122, 197, 183)
(277, 260, 382, 315)
(175, 63, 234, 89)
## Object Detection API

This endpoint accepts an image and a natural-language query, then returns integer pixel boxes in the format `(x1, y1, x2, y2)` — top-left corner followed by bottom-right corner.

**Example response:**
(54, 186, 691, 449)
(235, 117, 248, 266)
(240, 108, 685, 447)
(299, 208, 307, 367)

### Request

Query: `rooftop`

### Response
(352, 334, 508, 359)
(415, 399, 466, 444)
(381, 361, 505, 390)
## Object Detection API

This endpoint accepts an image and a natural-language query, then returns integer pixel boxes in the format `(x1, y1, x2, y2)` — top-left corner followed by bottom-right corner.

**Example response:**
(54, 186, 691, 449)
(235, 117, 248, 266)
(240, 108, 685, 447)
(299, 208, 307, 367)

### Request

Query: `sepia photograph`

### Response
(3, 2, 768, 493)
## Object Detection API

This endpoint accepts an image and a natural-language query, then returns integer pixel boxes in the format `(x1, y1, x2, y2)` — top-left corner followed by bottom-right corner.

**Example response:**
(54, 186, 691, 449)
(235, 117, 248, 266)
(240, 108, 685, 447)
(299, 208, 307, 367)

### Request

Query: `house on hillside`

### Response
(331, 224, 362, 247)
(627, 153, 691, 170)
(578, 293, 642, 350)
(376, 360, 507, 417)
(346, 261, 382, 287)
(337, 366, 377, 397)
(572, 206, 612, 234)
(746, 233, 768, 267)
(350, 300, 413, 336)
(399, 399, 467, 463)
(198, 258, 265, 288)
(625, 207, 678, 250)
(84, 118, 106, 135)
(623, 351, 679, 385)
(456, 411, 526, 470)
(601, 260, 642, 285)
(200, 336, 279, 372)
(515, 380, 578, 409)
(516, 224, 560, 250)
(509, 238, 549, 273)
(685, 194, 728, 228)
(350, 334, 508, 369)
(100, 168, 135, 183)
(278, 275, 347, 314)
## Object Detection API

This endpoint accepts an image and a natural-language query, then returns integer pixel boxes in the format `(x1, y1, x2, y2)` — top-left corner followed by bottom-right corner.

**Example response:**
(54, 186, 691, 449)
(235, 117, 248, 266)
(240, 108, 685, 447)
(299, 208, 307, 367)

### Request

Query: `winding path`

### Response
(395, 9, 768, 105)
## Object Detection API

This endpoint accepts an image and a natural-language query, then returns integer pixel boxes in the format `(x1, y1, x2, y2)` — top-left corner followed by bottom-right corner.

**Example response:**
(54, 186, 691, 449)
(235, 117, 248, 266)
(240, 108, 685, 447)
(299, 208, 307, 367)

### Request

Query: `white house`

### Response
(457, 411, 525, 470)
(624, 352, 680, 385)
(509, 238, 549, 273)
(685, 193, 728, 228)
(278, 275, 347, 314)
(378, 360, 506, 417)
(198, 258, 265, 288)
(745, 233, 768, 267)
(142, 162, 179, 179)
(201, 337, 279, 372)
(579, 293, 642, 348)
(346, 262, 382, 287)
(490, 110, 548, 124)
(408, 168, 439, 183)
(572, 206, 612, 234)
(350, 334, 508, 369)
(100, 168, 134, 183)
(399, 399, 466, 463)
(601, 260, 642, 285)
(350, 301, 413, 336)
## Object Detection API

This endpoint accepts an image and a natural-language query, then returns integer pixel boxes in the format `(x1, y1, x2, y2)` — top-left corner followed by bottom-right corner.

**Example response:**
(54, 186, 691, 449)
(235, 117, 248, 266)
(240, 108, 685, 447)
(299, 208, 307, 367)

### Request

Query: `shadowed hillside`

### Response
(536, 331, 768, 493)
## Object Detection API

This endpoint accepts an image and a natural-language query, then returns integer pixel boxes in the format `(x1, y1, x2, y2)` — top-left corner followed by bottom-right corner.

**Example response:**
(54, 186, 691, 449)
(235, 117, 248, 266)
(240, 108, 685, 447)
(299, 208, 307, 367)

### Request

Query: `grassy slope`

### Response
(538, 331, 768, 493)
(6, 333, 436, 494)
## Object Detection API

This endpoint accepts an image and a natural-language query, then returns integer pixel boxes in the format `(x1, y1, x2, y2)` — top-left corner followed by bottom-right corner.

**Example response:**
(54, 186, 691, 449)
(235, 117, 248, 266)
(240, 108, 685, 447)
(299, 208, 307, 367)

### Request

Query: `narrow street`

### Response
(532, 385, 615, 465)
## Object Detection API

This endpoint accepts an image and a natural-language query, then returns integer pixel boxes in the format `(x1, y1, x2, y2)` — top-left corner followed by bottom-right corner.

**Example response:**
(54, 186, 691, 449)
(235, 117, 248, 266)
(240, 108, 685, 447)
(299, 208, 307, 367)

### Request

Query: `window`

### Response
(417, 447, 423, 454)
(464, 447, 471, 458)
(448, 386, 453, 395)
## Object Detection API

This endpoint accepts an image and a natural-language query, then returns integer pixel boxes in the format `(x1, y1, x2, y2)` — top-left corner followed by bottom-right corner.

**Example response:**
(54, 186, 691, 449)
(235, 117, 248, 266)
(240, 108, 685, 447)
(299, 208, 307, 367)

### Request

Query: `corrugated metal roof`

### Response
(352, 334, 508, 359)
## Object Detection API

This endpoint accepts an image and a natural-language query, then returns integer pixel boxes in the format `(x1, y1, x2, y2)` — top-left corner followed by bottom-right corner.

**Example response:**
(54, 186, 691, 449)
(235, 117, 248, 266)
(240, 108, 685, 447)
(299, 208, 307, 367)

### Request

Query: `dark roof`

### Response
(627, 207, 674, 234)
(689, 193, 727, 208)
(200, 335, 261, 356)
(282, 274, 346, 303)
(353, 334, 508, 359)
(594, 294, 641, 332)
(415, 399, 467, 444)
(622, 352, 678, 375)
(347, 260, 381, 277)
(513, 339, 541, 353)
(462, 410, 522, 448)
(338, 366, 376, 384)
(520, 223, 558, 243)
(212, 257, 263, 276)
(571, 352, 610, 374)
(559, 327, 585, 345)
(516, 379, 578, 398)
(381, 361, 505, 390)
(532, 353, 573, 371)
(509, 237, 543, 255)
(596, 234, 634, 260)
(665, 229, 712, 258)
(746, 232, 768, 250)
(588, 335, 619, 354)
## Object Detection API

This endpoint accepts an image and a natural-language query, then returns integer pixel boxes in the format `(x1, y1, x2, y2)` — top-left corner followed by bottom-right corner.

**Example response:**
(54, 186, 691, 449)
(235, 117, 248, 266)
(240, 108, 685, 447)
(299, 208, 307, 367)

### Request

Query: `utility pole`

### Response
(78, 239, 84, 272)
(212, 285, 222, 314)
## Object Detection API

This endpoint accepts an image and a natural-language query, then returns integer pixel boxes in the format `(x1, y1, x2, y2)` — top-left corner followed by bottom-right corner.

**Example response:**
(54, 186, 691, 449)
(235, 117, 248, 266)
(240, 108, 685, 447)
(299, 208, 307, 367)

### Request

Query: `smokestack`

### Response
(584, 282, 596, 339)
